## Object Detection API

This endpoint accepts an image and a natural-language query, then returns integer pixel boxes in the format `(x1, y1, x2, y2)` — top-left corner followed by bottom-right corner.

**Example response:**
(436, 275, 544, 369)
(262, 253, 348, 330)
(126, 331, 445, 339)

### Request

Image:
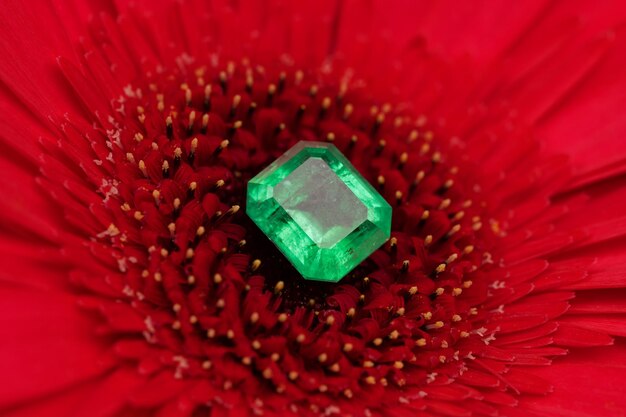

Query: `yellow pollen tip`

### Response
(138, 160, 147, 176)
(251, 259, 261, 271)
(439, 199, 451, 210)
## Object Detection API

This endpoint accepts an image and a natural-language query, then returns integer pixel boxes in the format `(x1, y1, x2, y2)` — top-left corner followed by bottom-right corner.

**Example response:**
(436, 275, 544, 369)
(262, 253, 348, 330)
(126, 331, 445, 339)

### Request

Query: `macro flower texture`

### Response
(2, 0, 626, 416)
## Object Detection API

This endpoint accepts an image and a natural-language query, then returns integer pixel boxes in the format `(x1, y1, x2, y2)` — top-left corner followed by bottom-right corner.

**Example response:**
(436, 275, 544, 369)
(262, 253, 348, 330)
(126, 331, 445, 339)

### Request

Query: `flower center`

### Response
(90, 57, 499, 408)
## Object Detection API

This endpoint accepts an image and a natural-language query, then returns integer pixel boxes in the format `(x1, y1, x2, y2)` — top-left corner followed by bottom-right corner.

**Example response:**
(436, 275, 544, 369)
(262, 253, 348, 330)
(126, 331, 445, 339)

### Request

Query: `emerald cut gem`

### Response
(246, 141, 392, 282)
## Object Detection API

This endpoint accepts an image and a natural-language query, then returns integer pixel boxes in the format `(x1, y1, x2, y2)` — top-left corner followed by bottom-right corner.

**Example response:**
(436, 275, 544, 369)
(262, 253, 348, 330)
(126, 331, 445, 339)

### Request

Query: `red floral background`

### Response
(1, 1, 626, 416)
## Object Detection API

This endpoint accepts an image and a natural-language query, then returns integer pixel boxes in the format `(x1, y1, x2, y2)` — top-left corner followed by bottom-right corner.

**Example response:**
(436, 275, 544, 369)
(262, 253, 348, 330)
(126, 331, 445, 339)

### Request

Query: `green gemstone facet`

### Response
(246, 141, 392, 282)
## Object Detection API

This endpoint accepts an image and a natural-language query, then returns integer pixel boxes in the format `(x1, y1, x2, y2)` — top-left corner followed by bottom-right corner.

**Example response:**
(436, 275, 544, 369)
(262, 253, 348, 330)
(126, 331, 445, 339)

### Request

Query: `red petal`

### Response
(0, 288, 111, 408)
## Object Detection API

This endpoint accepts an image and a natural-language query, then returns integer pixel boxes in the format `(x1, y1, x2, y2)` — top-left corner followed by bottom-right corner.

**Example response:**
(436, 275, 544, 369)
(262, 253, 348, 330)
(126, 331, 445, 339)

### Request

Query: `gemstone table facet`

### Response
(246, 141, 392, 282)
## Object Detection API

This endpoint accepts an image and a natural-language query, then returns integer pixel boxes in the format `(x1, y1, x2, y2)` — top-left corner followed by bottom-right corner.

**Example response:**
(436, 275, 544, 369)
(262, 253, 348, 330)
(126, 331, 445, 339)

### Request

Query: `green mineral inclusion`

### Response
(246, 141, 392, 282)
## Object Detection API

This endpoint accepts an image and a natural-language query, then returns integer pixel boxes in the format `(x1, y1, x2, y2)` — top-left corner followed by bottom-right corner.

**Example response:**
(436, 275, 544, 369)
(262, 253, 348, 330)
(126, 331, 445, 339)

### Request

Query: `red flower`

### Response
(2, 1, 626, 416)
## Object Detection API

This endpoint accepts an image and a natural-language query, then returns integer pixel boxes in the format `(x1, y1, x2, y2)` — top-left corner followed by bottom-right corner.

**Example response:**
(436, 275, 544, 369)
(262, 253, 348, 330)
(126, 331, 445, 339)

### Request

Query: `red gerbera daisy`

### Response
(2, 1, 626, 416)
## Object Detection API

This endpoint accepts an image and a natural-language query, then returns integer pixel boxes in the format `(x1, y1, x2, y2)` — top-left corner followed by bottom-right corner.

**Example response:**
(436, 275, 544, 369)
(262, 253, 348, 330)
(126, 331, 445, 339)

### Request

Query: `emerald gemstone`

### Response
(246, 141, 392, 282)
